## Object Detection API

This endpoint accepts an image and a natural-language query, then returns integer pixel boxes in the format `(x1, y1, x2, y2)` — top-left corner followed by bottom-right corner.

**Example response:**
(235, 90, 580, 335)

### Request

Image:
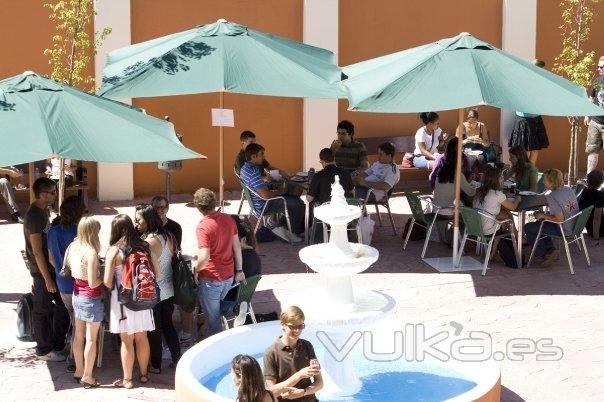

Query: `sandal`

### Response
(113, 378, 134, 389)
(139, 374, 150, 384)
(81, 378, 101, 389)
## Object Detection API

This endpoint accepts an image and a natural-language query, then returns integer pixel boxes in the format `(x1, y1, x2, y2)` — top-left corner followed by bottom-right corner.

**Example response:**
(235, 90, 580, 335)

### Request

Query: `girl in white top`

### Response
(413, 112, 446, 169)
(134, 204, 179, 373)
(104, 214, 157, 389)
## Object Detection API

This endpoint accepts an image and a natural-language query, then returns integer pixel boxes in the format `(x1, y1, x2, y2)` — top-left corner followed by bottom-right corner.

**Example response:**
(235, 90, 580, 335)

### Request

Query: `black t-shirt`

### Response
(578, 188, 604, 237)
(23, 204, 50, 274)
(164, 218, 182, 249)
(308, 164, 354, 205)
(590, 76, 604, 124)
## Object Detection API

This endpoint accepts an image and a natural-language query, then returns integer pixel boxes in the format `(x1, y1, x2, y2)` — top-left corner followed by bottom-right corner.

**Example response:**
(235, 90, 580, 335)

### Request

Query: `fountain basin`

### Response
(176, 321, 501, 402)
(299, 243, 379, 276)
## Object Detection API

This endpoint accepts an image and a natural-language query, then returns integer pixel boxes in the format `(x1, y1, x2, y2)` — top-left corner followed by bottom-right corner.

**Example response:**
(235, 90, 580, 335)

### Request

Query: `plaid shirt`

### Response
(333, 140, 367, 171)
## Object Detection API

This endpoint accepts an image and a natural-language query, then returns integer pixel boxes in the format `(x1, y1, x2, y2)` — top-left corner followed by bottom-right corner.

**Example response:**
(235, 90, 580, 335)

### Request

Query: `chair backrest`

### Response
(240, 179, 261, 216)
(404, 192, 428, 224)
(234, 274, 262, 305)
(571, 205, 594, 236)
(574, 183, 586, 198)
(459, 206, 486, 237)
(536, 172, 545, 193)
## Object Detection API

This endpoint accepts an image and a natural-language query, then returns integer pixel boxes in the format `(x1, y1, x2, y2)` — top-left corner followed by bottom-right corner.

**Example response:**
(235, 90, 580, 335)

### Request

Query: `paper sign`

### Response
(211, 108, 235, 127)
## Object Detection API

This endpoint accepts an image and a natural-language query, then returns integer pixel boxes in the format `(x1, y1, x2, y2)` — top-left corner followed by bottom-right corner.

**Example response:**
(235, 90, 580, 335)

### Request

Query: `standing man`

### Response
(193, 188, 244, 337)
(24, 177, 69, 361)
(331, 120, 369, 172)
(352, 142, 400, 202)
(306, 148, 354, 205)
(0, 166, 23, 223)
(585, 56, 604, 174)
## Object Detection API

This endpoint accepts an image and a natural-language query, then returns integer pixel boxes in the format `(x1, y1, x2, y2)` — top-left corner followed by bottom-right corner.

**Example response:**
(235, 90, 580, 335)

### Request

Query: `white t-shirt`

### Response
(414, 126, 442, 155)
(49, 158, 73, 179)
(364, 161, 400, 201)
(473, 190, 506, 235)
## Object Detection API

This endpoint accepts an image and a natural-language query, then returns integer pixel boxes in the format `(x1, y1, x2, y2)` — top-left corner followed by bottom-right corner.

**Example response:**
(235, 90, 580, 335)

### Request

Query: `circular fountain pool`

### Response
(175, 321, 501, 402)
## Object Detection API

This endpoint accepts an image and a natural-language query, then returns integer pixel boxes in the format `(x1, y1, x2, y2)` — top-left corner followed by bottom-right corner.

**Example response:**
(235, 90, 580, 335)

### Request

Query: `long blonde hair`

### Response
(76, 217, 101, 253)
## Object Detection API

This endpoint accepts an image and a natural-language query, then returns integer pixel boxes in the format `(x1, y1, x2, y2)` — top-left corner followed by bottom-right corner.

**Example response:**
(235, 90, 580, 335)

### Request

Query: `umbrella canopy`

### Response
(0, 71, 203, 166)
(343, 33, 604, 116)
(99, 19, 345, 99)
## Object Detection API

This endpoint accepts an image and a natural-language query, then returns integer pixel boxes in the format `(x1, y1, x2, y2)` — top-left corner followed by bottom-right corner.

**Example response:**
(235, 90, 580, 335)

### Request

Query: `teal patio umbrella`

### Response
(341, 33, 604, 265)
(99, 18, 345, 203)
(0, 71, 203, 203)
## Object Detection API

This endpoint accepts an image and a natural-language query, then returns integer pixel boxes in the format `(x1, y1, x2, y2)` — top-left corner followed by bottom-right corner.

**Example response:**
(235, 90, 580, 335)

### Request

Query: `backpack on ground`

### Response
(497, 238, 524, 268)
(118, 246, 160, 315)
(16, 293, 34, 342)
(402, 218, 427, 241)
(172, 251, 196, 313)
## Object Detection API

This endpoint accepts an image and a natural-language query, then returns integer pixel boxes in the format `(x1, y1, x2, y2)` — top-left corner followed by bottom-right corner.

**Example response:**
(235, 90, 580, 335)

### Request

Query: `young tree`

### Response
(553, 0, 602, 184)
(42, 0, 111, 205)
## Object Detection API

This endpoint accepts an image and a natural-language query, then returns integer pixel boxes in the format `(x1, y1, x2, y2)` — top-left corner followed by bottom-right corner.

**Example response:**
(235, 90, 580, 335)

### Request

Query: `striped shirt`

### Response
(240, 162, 268, 213)
(333, 140, 367, 171)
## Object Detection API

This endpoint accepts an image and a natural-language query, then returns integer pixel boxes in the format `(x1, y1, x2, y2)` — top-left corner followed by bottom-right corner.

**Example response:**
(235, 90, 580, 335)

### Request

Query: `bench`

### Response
(14, 183, 89, 209)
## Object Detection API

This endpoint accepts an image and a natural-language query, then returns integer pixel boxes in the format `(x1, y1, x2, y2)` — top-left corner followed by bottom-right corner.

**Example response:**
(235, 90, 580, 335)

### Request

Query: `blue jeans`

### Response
(354, 186, 376, 202)
(198, 277, 233, 337)
(263, 195, 305, 234)
(525, 221, 562, 258)
(413, 155, 434, 169)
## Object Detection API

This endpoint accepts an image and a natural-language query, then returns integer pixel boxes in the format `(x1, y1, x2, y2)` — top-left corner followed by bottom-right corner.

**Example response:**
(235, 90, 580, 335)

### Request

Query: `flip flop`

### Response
(113, 378, 134, 389)
(81, 378, 101, 389)
(139, 374, 150, 384)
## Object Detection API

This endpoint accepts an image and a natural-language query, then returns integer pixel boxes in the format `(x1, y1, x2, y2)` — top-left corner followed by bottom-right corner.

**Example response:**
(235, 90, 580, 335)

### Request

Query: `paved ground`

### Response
(0, 192, 602, 401)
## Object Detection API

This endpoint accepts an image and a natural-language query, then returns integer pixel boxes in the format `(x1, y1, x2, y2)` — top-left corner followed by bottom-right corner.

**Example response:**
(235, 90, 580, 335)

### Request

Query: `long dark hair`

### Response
(109, 214, 150, 254)
(232, 354, 267, 402)
(135, 203, 168, 239)
(59, 195, 86, 229)
(437, 137, 458, 184)
(509, 145, 531, 181)
(475, 166, 502, 204)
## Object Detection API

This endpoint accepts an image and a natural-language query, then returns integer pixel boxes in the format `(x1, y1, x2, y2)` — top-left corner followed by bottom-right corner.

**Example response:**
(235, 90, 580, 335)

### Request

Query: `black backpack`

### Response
(16, 293, 34, 342)
(172, 251, 197, 313)
(497, 238, 525, 268)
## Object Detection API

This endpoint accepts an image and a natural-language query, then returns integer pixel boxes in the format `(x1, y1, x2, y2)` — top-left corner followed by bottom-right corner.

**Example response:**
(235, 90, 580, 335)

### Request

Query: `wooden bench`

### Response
(357, 135, 431, 190)
(14, 183, 89, 208)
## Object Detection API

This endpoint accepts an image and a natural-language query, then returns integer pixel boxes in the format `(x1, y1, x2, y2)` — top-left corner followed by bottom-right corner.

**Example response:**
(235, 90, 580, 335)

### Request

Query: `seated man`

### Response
(306, 148, 354, 206)
(240, 143, 305, 241)
(0, 166, 23, 223)
(352, 142, 400, 201)
(234, 130, 286, 178)
(331, 120, 369, 172)
(264, 306, 323, 401)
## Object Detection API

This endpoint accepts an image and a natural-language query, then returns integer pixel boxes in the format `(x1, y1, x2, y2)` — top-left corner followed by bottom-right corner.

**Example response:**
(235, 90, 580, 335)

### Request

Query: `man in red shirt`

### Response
(194, 188, 243, 337)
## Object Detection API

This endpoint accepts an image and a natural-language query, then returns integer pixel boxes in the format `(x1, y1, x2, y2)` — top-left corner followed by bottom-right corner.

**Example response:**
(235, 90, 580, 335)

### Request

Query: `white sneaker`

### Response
(38, 350, 66, 362)
(271, 226, 290, 242)
(233, 302, 248, 327)
(286, 231, 303, 244)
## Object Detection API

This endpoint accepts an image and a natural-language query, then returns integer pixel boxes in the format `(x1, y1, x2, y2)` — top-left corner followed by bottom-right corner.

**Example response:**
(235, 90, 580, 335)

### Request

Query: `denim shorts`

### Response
(73, 294, 104, 323)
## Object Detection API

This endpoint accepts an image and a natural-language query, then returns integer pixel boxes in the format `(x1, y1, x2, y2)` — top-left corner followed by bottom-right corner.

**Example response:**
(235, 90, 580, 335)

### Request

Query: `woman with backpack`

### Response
(66, 217, 103, 388)
(104, 214, 157, 389)
(134, 204, 181, 374)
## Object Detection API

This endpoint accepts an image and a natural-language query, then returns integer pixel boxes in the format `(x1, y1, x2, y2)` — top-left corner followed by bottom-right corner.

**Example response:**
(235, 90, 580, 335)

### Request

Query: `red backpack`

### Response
(117, 247, 160, 317)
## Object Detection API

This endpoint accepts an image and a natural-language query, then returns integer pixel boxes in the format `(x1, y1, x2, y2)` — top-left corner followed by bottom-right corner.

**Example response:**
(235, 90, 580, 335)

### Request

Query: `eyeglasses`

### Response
(42, 190, 57, 195)
(286, 323, 305, 331)
(154, 205, 168, 210)
(336, 131, 349, 136)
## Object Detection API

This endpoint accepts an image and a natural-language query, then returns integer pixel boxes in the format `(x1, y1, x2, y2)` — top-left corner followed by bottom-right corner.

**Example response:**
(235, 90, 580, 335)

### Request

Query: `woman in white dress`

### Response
(104, 214, 157, 389)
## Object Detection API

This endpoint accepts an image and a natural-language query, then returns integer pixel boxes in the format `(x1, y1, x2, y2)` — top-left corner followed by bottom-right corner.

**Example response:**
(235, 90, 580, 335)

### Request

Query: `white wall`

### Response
(94, 0, 134, 201)
(303, 0, 340, 170)
(500, 0, 537, 162)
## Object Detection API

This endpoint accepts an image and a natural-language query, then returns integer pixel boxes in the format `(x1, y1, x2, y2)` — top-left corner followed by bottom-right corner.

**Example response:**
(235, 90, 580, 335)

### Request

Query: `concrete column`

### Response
(94, 0, 134, 201)
(500, 0, 537, 162)
(303, 0, 339, 170)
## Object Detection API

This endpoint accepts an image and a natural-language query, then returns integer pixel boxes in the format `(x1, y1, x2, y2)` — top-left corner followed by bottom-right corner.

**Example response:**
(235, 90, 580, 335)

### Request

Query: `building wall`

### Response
(129, 0, 304, 197)
(338, 0, 504, 150)
(536, 0, 604, 173)
(0, 0, 98, 198)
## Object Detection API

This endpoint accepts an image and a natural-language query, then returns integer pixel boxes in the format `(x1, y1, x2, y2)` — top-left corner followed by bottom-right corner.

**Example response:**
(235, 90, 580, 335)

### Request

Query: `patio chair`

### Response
(457, 206, 520, 276)
(221, 274, 262, 329)
(361, 187, 397, 235)
(240, 180, 294, 245)
(309, 198, 363, 244)
(234, 167, 248, 215)
(526, 206, 593, 274)
(403, 192, 453, 258)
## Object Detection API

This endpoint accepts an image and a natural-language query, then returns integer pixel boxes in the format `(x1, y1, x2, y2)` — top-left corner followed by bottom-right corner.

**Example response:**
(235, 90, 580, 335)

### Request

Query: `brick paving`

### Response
(0, 192, 602, 401)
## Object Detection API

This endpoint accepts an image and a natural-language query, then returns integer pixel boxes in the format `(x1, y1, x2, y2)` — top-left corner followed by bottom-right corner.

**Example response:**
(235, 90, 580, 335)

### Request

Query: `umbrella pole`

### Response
(28, 162, 34, 203)
(453, 108, 465, 265)
(58, 158, 65, 209)
(219, 91, 225, 207)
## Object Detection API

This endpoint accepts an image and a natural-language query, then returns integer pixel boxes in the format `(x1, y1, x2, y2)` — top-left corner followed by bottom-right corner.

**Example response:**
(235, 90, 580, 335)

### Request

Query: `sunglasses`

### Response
(598, 65, 604, 69)
(286, 323, 306, 331)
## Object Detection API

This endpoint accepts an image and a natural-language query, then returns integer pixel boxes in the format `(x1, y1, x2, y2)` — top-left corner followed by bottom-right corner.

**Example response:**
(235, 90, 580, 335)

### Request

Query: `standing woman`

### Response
(104, 214, 156, 389)
(508, 59, 550, 166)
(68, 217, 104, 388)
(134, 204, 180, 373)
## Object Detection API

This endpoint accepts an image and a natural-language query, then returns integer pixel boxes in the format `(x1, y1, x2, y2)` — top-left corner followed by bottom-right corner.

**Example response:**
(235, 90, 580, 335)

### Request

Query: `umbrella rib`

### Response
(468, 50, 486, 106)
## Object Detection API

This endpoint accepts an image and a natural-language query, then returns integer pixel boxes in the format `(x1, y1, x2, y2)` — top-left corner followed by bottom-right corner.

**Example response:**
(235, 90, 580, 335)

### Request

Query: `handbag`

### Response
(402, 152, 415, 168)
(358, 215, 375, 245)
(59, 243, 73, 278)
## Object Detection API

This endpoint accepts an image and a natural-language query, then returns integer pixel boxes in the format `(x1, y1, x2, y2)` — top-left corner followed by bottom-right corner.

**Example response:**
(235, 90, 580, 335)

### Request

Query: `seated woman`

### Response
(456, 108, 498, 163)
(413, 112, 445, 169)
(433, 137, 476, 215)
(231, 354, 276, 402)
(505, 146, 538, 192)
(524, 169, 579, 268)
(429, 138, 472, 190)
(473, 166, 521, 257)
(578, 170, 604, 239)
